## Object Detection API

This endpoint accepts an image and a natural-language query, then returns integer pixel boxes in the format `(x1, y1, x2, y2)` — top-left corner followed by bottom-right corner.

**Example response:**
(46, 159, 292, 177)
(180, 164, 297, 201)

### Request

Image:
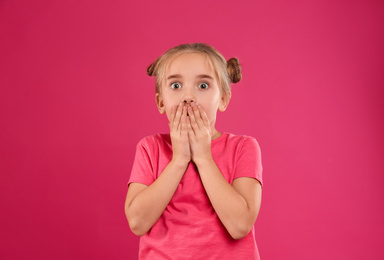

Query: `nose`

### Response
(181, 85, 195, 104)
(182, 91, 195, 104)
(183, 98, 195, 104)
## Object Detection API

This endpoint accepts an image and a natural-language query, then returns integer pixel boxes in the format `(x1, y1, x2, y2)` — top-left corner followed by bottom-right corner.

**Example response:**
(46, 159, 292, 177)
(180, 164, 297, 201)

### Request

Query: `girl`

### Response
(125, 43, 263, 259)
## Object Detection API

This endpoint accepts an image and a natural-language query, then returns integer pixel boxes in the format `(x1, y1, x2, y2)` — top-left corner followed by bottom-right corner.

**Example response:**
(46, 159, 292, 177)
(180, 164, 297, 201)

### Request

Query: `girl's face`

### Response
(155, 53, 230, 129)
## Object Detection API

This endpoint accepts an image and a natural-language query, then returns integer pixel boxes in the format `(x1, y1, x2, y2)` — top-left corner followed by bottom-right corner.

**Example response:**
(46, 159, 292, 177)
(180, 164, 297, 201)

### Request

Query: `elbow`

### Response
(229, 208, 260, 240)
(129, 221, 148, 237)
(125, 206, 149, 237)
(228, 222, 254, 240)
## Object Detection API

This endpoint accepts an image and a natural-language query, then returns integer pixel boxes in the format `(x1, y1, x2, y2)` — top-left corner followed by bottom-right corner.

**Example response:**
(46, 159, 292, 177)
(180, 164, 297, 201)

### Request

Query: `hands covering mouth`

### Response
(169, 102, 213, 164)
(183, 101, 193, 116)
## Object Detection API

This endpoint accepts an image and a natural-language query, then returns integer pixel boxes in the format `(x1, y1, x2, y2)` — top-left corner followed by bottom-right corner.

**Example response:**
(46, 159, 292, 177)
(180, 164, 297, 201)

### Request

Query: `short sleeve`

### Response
(128, 139, 155, 186)
(234, 136, 263, 186)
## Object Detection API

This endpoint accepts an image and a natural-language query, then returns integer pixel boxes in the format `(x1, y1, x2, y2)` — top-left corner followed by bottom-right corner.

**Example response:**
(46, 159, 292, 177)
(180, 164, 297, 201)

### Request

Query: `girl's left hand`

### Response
(187, 102, 213, 164)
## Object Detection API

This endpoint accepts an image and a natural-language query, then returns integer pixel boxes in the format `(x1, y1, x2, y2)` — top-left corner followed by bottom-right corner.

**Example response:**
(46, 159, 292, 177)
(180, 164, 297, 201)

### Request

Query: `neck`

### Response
(211, 128, 222, 140)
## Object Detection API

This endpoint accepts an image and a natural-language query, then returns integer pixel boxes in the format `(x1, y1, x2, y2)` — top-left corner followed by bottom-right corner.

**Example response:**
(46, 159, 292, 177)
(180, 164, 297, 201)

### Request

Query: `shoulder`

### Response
(221, 132, 261, 152)
(136, 133, 170, 147)
(226, 133, 263, 184)
(135, 134, 172, 157)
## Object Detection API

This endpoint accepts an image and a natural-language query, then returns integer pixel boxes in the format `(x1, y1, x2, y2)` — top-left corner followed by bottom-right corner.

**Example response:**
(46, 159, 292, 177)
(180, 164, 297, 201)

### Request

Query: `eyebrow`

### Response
(166, 74, 182, 80)
(166, 74, 214, 80)
(197, 74, 214, 80)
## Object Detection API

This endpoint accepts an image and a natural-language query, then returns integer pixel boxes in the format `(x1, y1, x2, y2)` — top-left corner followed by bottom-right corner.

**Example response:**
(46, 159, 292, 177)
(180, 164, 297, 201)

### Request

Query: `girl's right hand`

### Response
(169, 103, 191, 165)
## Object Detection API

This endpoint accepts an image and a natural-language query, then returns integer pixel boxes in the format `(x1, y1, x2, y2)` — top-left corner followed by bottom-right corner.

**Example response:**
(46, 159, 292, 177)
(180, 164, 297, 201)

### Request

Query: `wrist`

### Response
(170, 157, 190, 169)
(192, 154, 214, 168)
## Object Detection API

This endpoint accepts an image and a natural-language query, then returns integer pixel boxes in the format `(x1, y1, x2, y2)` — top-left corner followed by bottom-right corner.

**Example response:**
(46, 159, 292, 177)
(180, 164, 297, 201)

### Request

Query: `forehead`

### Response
(165, 52, 215, 77)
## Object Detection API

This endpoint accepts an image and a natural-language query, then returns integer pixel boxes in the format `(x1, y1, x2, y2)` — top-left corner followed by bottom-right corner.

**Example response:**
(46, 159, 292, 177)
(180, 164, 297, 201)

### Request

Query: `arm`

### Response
(187, 103, 262, 239)
(125, 103, 190, 236)
(125, 160, 188, 236)
(195, 159, 262, 240)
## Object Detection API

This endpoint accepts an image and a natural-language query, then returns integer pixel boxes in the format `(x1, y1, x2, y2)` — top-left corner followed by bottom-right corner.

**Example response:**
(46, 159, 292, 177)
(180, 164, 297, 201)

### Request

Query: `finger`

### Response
(170, 105, 176, 122)
(199, 105, 213, 135)
(199, 105, 210, 128)
(168, 106, 176, 131)
(173, 103, 184, 131)
(186, 111, 195, 136)
(181, 106, 188, 131)
(188, 105, 200, 131)
(191, 102, 204, 129)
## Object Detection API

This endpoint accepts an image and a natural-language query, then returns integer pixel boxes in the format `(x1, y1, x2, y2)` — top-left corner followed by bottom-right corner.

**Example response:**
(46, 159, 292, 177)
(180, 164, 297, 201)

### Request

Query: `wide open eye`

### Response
(198, 82, 209, 90)
(170, 82, 181, 90)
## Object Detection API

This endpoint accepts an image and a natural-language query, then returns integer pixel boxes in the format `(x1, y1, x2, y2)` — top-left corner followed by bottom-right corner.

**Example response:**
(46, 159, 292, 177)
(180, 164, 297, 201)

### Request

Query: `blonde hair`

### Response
(147, 43, 242, 93)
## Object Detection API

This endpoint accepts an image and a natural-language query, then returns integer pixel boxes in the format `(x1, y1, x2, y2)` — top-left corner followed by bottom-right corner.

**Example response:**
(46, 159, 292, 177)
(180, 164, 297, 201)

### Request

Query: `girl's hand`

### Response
(169, 103, 191, 165)
(187, 102, 213, 164)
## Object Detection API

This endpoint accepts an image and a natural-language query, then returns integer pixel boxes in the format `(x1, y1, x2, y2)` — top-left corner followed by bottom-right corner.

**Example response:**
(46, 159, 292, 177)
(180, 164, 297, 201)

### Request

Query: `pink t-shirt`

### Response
(128, 132, 263, 260)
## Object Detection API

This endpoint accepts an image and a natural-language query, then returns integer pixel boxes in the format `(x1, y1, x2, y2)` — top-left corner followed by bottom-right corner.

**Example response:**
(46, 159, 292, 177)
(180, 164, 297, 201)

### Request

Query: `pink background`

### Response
(1, 0, 383, 259)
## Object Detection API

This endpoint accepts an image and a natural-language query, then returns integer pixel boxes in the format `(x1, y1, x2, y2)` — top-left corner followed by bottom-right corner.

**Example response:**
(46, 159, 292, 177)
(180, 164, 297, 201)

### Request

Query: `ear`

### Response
(219, 91, 231, 112)
(155, 93, 166, 114)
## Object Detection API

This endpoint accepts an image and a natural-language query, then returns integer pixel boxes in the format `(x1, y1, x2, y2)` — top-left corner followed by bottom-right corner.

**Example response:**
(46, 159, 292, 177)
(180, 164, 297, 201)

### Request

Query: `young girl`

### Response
(125, 43, 263, 259)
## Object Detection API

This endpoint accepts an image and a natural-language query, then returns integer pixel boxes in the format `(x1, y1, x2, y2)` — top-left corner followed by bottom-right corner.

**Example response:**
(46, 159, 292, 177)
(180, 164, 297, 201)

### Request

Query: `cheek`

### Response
(164, 107, 173, 121)
(200, 103, 219, 123)
(164, 102, 180, 122)
(162, 94, 179, 108)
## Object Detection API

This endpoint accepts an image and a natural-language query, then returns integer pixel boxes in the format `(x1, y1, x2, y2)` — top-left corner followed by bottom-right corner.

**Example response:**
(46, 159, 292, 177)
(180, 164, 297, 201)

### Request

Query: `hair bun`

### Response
(147, 58, 160, 76)
(227, 58, 242, 83)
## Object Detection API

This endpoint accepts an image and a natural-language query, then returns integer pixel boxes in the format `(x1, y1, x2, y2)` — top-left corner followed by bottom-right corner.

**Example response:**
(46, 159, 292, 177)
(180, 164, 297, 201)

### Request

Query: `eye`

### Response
(198, 82, 209, 90)
(170, 82, 181, 90)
